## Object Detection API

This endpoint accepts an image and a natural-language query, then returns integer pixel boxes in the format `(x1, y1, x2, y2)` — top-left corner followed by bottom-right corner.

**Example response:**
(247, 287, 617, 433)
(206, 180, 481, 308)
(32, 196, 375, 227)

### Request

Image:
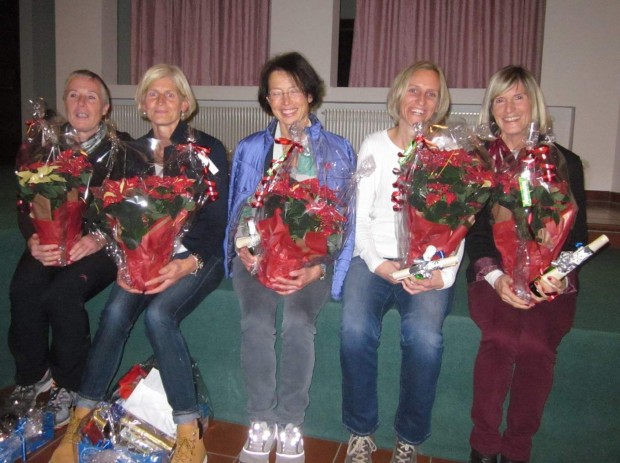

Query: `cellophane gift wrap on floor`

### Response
(486, 124, 577, 301)
(234, 121, 370, 290)
(392, 121, 495, 266)
(75, 357, 211, 463)
(0, 408, 55, 463)
(15, 99, 97, 266)
(89, 127, 219, 291)
(77, 403, 172, 463)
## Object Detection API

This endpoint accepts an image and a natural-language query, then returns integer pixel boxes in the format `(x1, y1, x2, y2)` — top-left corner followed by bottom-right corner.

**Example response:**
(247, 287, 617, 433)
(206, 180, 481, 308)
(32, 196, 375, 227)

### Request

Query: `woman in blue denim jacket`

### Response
(224, 52, 355, 463)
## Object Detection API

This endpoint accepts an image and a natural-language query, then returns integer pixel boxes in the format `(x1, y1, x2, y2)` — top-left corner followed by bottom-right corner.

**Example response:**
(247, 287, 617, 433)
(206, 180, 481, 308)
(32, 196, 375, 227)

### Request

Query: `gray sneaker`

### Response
(239, 421, 277, 463)
(344, 434, 377, 463)
(275, 423, 304, 462)
(7, 369, 53, 407)
(390, 440, 417, 463)
(47, 387, 76, 428)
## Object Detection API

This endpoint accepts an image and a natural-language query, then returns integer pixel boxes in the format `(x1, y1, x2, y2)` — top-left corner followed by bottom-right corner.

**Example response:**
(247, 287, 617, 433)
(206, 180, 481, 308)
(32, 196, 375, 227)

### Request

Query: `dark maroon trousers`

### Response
(467, 280, 577, 461)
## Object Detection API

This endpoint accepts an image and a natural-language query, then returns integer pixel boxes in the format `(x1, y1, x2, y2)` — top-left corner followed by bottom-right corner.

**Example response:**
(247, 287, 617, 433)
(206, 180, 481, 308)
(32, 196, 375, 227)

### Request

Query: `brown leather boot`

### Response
(49, 406, 90, 463)
(171, 419, 207, 463)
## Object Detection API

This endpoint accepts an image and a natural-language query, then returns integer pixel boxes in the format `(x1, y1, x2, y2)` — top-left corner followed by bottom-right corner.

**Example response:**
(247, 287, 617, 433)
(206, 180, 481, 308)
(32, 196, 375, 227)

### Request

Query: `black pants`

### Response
(9, 248, 117, 391)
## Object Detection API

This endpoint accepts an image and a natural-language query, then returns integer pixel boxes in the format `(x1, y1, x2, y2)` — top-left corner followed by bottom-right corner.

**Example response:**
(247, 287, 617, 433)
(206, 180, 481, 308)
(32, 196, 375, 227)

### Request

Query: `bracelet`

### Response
(191, 253, 204, 276)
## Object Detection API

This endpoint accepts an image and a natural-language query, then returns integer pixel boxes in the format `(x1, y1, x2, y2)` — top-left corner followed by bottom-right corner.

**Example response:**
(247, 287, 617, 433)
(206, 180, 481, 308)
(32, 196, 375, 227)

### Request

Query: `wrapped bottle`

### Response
(529, 234, 609, 296)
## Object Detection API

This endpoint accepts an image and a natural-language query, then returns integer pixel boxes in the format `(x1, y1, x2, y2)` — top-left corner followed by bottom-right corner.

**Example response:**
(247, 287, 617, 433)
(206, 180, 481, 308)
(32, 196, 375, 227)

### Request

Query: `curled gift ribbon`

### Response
(174, 143, 219, 203)
(251, 137, 303, 208)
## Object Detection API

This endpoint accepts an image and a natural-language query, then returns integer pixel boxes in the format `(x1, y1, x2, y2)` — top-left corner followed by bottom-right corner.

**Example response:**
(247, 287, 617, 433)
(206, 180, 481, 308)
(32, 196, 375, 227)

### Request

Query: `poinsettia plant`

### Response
(235, 121, 360, 290)
(17, 149, 92, 210)
(90, 134, 219, 291)
(393, 122, 495, 265)
(15, 100, 93, 266)
(91, 175, 197, 291)
(487, 137, 577, 299)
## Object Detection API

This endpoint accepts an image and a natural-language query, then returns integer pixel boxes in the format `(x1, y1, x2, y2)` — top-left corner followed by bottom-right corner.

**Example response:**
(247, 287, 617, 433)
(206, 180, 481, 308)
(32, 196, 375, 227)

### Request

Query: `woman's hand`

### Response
(374, 260, 402, 285)
(142, 255, 198, 295)
(494, 274, 534, 309)
(68, 234, 105, 263)
(270, 265, 324, 296)
(28, 234, 62, 266)
(530, 275, 567, 302)
(238, 247, 258, 274)
(401, 269, 444, 295)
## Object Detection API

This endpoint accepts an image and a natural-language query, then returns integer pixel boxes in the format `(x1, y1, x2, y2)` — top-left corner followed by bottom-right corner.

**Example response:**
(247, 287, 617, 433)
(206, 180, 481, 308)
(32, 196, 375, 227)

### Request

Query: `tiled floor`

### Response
(23, 419, 462, 463)
(202, 420, 461, 463)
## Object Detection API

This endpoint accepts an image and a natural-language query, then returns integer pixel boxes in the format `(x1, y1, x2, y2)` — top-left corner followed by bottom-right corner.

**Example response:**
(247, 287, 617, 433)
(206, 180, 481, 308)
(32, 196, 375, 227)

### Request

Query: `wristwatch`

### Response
(191, 253, 204, 276)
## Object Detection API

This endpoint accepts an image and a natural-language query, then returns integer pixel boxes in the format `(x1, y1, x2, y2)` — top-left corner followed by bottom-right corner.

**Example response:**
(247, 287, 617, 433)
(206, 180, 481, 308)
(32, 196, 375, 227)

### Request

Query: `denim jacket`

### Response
(224, 114, 356, 300)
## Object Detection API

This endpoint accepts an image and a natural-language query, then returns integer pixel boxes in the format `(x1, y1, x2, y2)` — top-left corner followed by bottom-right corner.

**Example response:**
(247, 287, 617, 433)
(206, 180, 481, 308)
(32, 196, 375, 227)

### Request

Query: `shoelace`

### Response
(392, 442, 416, 463)
(347, 436, 377, 463)
(48, 388, 73, 409)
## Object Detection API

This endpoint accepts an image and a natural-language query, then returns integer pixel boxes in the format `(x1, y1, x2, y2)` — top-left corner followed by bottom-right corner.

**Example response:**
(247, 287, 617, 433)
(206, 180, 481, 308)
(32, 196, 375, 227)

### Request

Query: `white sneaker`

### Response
(390, 439, 417, 463)
(275, 423, 304, 462)
(239, 421, 276, 463)
(344, 434, 377, 463)
(47, 387, 76, 428)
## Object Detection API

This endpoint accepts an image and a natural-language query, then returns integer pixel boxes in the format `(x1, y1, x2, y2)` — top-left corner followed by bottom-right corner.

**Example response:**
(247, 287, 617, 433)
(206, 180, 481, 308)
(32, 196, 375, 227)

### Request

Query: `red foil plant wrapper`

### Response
(15, 99, 92, 266)
(235, 121, 363, 290)
(392, 121, 495, 267)
(487, 124, 577, 301)
(91, 130, 219, 292)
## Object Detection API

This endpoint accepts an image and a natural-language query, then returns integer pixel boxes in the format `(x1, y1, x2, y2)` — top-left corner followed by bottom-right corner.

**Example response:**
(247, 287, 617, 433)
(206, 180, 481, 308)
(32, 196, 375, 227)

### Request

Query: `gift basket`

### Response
(89, 127, 219, 291)
(392, 121, 495, 276)
(486, 123, 578, 301)
(71, 357, 211, 463)
(234, 121, 367, 290)
(15, 99, 94, 266)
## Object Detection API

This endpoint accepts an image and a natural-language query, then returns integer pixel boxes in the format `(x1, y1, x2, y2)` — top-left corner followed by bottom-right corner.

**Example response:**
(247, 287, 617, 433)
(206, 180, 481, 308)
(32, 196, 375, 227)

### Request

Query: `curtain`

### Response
(131, 0, 270, 86)
(348, 0, 545, 88)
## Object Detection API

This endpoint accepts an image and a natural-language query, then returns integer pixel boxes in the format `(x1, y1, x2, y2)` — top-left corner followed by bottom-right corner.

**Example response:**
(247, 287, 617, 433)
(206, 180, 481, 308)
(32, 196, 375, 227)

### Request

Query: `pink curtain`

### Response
(131, 0, 270, 85)
(348, 0, 545, 88)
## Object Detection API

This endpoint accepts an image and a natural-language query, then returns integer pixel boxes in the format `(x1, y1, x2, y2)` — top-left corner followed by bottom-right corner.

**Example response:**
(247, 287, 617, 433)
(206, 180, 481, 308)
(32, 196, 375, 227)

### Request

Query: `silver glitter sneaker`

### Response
(275, 423, 304, 462)
(239, 421, 277, 463)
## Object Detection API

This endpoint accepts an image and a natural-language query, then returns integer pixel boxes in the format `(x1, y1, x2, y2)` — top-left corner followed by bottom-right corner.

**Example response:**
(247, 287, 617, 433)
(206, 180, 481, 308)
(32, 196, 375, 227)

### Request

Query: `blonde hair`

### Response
(479, 65, 551, 135)
(135, 64, 197, 119)
(63, 69, 111, 112)
(386, 61, 450, 126)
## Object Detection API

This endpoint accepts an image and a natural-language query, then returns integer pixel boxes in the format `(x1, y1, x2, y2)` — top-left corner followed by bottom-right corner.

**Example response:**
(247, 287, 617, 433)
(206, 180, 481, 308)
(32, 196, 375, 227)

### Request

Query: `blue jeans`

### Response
(340, 256, 454, 445)
(77, 255, 224, 424)
(232, 256, 331, 427)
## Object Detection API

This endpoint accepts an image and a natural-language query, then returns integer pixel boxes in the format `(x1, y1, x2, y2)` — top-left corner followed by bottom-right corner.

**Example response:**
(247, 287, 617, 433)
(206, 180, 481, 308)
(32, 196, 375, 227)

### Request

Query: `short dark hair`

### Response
(257, 52, 325, 116)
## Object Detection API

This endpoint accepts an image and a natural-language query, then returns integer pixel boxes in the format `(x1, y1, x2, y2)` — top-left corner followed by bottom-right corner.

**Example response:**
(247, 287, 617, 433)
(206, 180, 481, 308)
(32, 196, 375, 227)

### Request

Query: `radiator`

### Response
(110, 103, 271, 154)
(110, 102, 480, 154)
(321, 108, 480, 152)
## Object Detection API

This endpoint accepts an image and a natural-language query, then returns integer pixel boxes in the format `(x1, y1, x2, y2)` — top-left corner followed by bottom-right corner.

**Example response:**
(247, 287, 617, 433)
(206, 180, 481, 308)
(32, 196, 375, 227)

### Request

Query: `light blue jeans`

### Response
(77, 255, 224, 424)
(340, 256, 454, 445)
(232, 256, 331, 427)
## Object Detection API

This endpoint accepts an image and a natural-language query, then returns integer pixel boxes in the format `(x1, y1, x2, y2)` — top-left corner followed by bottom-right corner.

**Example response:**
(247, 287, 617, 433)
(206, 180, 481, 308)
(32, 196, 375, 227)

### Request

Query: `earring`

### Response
(180, 111, 186, 120)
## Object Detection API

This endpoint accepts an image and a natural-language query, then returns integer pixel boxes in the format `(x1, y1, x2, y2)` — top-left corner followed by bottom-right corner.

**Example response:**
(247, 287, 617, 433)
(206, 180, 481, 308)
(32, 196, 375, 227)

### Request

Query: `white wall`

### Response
(50, 0, 620, 193)
(541, 0, 620, 192)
